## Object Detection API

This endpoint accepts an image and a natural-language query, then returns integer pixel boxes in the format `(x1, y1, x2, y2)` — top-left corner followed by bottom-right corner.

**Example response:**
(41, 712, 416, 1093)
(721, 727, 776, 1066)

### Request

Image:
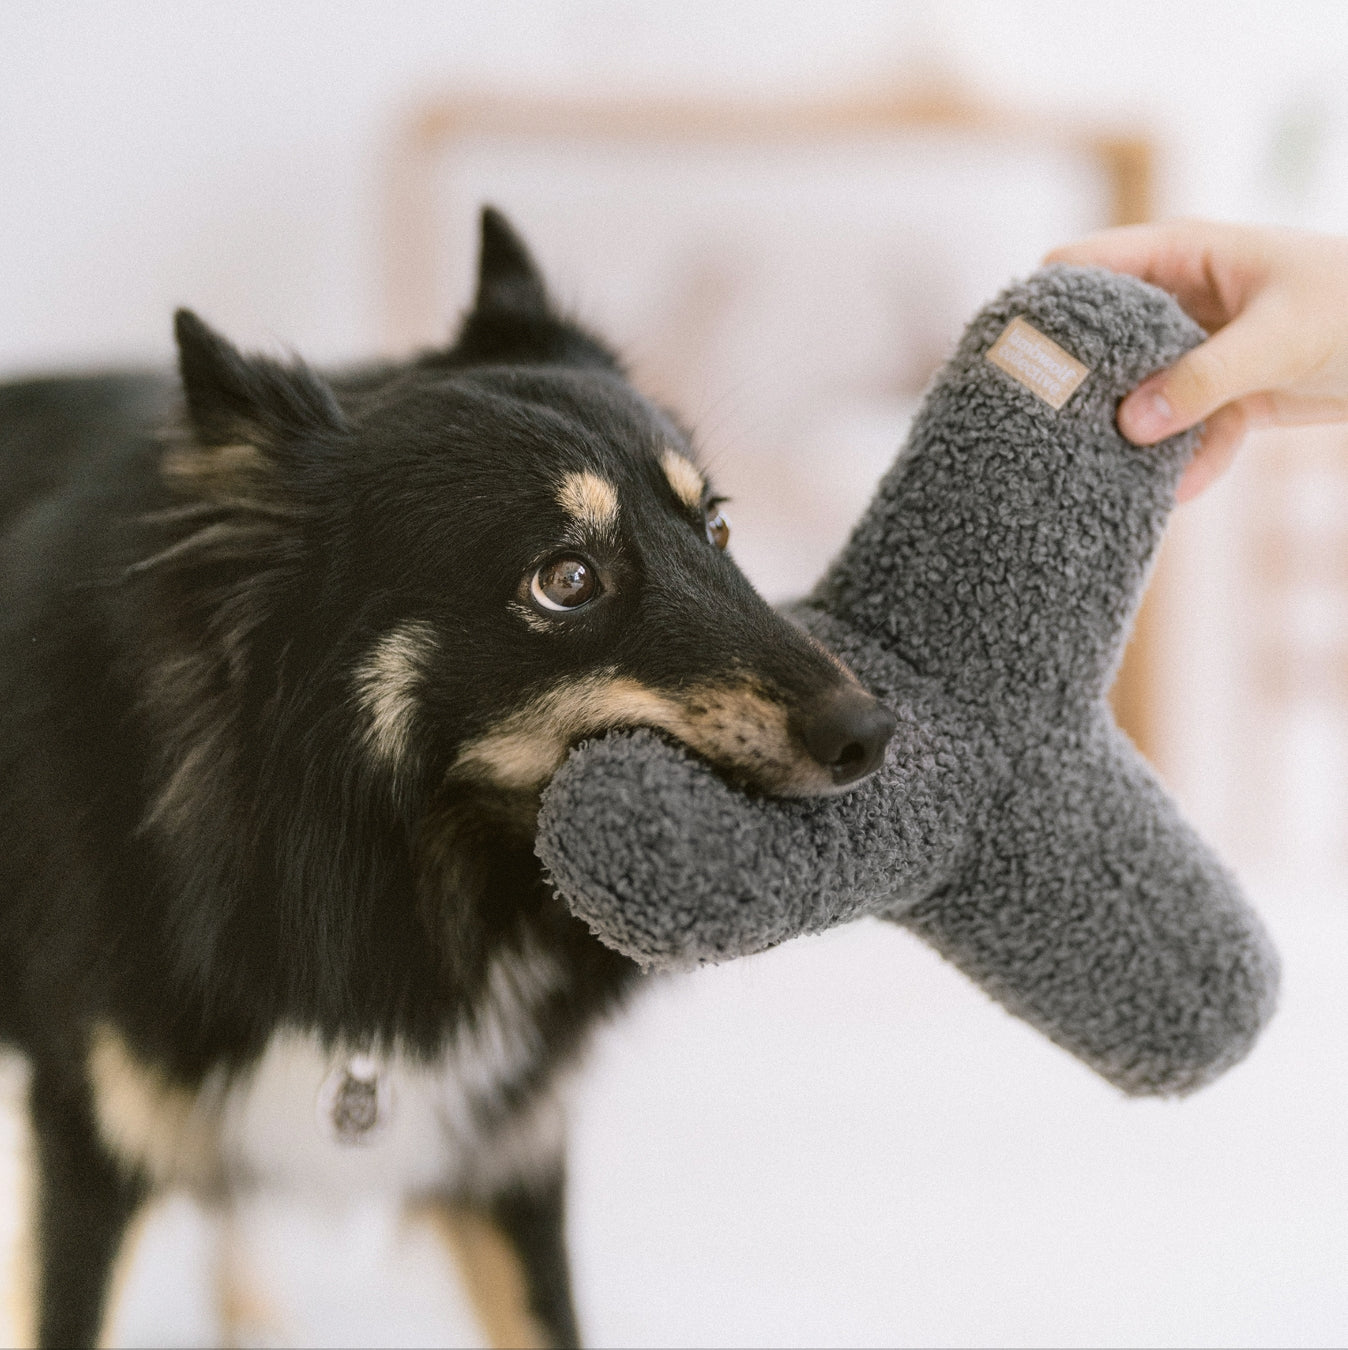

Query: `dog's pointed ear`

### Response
(431, 207, 619, 371)
(174, 309, 346, 447)
(473, 206, 551, 319)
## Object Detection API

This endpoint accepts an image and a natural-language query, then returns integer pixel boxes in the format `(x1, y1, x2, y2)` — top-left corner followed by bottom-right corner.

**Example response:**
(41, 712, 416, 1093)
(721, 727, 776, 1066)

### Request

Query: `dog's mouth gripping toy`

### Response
(536, 264, 1279, 1098)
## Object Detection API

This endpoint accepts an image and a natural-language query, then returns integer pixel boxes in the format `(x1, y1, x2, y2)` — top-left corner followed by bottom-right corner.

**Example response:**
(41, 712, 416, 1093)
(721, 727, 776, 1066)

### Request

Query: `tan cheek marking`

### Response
(453, 674, 838, 797)
(86, 1027, 225, 1192)
(353, 620, 438, 772)
(415, 1202, 550, 1350)
(556, 470, 619, 538)
(660, 449, 705, 510)
(453, 674, 684, 789)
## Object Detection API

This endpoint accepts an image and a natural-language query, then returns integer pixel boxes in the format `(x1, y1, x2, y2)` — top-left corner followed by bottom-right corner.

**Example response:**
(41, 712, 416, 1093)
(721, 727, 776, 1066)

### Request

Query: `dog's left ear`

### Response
(473, 206, 551, 320)
(433, 206, 620, 371)
(174, 309, 346, 448)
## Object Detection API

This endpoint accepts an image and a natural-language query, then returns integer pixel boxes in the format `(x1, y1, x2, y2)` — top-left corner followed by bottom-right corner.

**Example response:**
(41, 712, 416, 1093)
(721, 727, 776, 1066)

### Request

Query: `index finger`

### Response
(1045, 222, 1248, 332)
(1045, 223, 1178, 277)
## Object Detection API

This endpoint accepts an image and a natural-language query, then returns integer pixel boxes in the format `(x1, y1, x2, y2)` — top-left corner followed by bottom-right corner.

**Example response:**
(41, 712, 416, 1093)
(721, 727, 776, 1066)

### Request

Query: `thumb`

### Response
(1117, 297, 1291, 444)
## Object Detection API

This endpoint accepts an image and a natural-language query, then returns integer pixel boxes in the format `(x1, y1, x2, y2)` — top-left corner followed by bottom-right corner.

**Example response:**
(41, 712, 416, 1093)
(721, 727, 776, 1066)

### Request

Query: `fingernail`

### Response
(1119, 386, 1174, 443)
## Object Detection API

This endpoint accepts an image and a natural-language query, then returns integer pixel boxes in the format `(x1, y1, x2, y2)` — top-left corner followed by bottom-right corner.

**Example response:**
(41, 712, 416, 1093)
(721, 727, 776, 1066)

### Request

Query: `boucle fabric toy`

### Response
(538, 265, 1279, 1096)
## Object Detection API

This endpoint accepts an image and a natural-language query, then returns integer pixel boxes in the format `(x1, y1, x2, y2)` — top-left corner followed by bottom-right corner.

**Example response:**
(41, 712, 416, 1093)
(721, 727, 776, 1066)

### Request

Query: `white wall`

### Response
(6, 1, 1348, 372)
(4, 4, 1348, 1347)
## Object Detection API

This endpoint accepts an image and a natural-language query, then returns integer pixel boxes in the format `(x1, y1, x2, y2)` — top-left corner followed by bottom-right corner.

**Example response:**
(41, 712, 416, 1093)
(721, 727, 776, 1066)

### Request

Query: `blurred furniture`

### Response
(1244, 425, 1348, 861)
(1250, 429, 1348, 702)
(382, 85, 1164, 760)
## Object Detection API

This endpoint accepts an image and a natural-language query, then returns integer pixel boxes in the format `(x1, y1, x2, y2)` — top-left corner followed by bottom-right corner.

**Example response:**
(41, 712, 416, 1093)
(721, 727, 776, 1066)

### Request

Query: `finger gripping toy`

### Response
(537, 265, 1279, 1096)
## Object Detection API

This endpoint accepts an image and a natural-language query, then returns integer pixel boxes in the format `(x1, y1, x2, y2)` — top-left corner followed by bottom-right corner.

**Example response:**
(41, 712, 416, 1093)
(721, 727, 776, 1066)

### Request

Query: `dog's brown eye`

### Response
(705, 506, 730, 550)
(531, 556, 598, 611)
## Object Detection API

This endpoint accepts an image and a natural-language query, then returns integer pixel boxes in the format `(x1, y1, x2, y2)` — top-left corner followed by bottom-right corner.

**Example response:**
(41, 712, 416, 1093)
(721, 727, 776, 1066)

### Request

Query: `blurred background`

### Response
(2, 2, 1347, 1345)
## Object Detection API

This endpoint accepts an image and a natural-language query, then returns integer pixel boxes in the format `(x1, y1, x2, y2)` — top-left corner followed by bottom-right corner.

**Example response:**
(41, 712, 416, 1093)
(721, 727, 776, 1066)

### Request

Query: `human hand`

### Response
(1046, 220, 1348, 500)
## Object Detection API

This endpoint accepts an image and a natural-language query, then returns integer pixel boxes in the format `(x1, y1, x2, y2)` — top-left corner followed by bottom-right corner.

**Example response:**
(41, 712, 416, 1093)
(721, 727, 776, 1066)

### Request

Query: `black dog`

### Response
(0, 208, 894, 1347)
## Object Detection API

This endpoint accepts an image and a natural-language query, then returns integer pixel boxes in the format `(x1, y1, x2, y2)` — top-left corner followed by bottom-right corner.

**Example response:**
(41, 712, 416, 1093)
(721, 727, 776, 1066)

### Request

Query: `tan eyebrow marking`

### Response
(660, 449, 705, 511)
(556, 471, 619, 535)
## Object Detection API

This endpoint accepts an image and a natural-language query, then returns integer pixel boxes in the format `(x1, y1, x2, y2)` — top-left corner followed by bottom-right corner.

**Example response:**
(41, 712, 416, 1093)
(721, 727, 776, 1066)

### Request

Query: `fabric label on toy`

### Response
(985, 316, 1090, 409)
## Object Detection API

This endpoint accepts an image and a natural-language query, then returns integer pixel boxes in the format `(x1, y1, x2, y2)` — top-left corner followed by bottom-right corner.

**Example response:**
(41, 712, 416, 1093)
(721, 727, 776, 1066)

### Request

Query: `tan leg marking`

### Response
(94, 1201, 155, 1350)
(212, 1205, 287, 1350)
(415, 1201, 550, 1350)
(86, 1026, 226, 1192)
(4, 1089, 36, 1350)
(660, 448, 705, 510)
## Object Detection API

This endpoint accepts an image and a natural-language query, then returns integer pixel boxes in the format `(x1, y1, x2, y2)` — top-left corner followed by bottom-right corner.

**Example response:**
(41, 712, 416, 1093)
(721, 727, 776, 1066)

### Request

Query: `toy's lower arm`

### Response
(899, 719, 1278, 1095)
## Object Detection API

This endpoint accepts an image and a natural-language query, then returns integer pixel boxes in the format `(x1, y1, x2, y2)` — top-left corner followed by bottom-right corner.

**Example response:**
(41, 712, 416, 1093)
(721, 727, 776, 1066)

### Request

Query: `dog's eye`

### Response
(531, 556, 598, 611)
(705, 504, 731, 550)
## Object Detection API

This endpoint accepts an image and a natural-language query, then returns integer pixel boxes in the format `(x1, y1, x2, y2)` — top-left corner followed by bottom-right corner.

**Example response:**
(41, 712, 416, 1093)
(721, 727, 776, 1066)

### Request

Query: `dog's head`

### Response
(167, 209, 894, 809)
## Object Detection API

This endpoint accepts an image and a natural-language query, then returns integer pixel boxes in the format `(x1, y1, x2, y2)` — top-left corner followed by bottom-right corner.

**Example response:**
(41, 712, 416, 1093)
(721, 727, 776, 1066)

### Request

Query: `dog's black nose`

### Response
(798, 687, 897, 786)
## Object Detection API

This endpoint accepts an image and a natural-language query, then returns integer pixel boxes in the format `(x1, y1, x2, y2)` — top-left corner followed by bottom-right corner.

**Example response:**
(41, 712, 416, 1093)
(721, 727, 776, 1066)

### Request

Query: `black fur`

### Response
(0, 208, 887, 1346)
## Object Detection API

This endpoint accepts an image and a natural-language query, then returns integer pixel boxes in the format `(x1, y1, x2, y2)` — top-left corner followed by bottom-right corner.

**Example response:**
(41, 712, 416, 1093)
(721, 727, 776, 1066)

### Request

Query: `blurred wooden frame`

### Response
(382, 87, 1164, 763)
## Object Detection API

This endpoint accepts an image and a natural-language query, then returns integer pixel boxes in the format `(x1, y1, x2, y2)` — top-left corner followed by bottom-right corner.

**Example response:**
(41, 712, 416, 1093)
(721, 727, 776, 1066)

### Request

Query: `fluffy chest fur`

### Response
(86, 943, 570, 1203)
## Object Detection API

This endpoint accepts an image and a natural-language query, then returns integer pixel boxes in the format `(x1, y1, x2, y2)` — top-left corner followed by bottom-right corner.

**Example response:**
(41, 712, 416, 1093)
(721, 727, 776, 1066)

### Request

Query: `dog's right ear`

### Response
(174, 309, 346, 448)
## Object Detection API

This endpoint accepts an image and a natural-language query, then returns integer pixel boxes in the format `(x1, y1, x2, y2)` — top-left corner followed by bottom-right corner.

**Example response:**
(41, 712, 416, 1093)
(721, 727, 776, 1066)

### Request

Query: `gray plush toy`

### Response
(537, 264, 1280, 1097)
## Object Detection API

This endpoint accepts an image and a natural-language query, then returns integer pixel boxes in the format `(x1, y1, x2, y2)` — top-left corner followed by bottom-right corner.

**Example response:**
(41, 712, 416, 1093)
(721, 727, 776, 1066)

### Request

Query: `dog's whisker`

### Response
(123, 521, 279, 576)
(139, 498, 301, 528)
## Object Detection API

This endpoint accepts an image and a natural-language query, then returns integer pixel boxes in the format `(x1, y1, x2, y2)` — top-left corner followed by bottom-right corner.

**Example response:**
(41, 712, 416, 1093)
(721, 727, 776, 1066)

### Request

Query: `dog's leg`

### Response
(485, 1173, 579, 1350)
(2, 1054, 37, 1350)
(26, 1066, 146, 1349)
(415, 1170, 579, 1350)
